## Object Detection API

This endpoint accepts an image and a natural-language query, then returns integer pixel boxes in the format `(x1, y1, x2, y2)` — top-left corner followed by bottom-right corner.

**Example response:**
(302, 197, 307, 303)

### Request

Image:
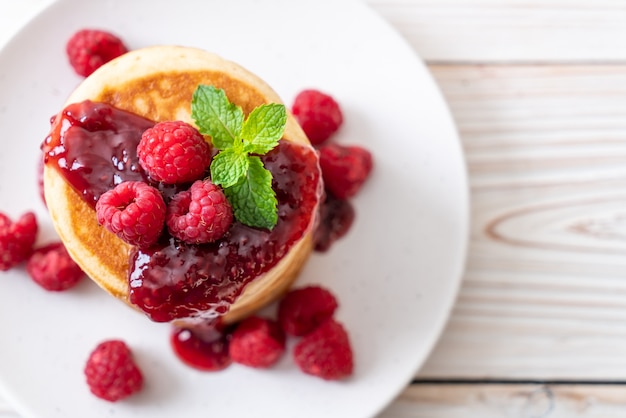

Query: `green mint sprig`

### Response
(191, 85, 286, 229)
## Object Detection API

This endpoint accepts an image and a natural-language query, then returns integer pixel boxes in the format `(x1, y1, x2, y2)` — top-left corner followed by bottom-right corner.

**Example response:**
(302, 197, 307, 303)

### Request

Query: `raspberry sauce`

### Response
(313, 193, 355, 252)
(42, 101, 155, 207)
(131, 142, 320, 322)
(170, 325, 232, 371)
(43, 101, 321, 323)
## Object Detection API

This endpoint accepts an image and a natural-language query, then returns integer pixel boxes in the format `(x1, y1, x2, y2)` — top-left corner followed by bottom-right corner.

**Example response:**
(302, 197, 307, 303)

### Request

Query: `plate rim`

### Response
(0, 0, 470, 417)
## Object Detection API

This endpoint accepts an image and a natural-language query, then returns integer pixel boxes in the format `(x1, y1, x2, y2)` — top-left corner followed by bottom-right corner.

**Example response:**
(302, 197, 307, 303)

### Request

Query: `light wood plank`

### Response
(367, 0, 626, 62)
(379, 384, 626, 417)
(416, 64, 626, 379)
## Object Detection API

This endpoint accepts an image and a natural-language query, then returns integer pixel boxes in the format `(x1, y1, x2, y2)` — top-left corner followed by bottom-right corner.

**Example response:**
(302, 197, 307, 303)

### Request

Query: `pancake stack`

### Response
(43, 45, 320, 324)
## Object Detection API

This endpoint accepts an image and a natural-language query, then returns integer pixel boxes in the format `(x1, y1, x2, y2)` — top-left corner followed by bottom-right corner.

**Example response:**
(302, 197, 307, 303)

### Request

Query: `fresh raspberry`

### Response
(26, 242, 84, 291)
(229, 316, 286, 368)
(138, 121, 212, 184)
(84, 340, 144, 402)
(278, 285, 338, 336)
(96, 181, 166, 248)
(0, 211, 38, 271)
(166, 179, 233, 244)
(293, 319, 354, 380)
(318, 144, 373, 199)
(292, 89, 343, 145)
(66, 29, 128, 77)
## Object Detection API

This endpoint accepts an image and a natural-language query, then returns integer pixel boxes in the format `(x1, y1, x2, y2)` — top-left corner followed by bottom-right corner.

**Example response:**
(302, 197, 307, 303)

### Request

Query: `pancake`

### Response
(43, 45, 320, 325)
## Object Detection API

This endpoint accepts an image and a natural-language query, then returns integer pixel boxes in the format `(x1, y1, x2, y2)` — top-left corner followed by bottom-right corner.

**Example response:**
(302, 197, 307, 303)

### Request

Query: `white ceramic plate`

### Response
(0, 1, 468, 417)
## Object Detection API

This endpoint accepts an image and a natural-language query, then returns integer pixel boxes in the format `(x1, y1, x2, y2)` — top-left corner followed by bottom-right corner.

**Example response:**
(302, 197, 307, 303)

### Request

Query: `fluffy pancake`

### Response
(43, 45, 319, 324)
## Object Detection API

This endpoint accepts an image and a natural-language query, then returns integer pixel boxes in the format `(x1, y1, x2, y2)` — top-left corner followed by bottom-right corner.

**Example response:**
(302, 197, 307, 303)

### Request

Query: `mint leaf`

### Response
(191, 85, 243, 150)
(224, 156, 278, 229)
(191, 85, 286, 229)
(241, 103, 286, 155)
(210, 149, 249, 188)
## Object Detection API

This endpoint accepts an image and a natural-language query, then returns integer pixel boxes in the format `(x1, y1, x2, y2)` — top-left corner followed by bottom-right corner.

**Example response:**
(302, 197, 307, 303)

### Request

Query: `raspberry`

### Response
(229, 316, 286, 368)
(96, 181, 166, 248)
(318, 144, 373, 199)
(138, 121, 212, 184)
(293, 319, 354, 380)
(26, 242, 84, 291)
(166, 179, 233, 244)
(292, 89, 343, 145)
(66, 29, 128, 77)
(0, 211, 38, 271)
(278, 285, 338, 336)
(84, 340, 144, 402)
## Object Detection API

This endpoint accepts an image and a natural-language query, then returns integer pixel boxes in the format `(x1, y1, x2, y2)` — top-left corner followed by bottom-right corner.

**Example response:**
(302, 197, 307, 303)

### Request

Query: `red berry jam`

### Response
(43, 101, 321, 323)
(130, 142, 319, 322)
(314, 193, 355, 252)
(42, 101, 155, 207)
(170, 325, 232, 371)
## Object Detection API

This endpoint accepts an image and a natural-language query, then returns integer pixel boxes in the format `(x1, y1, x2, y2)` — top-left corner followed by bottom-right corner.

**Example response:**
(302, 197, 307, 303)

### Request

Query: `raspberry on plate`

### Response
(96, 181, 166, 248)
(66, 29, 128, 77)
(229, 316, 286, 368)
(138, 120, 212, 184)
(318, 144, 373, 199)
(293, 319, 354, 380)
(26, 242, 84, 291)
(292, 89, 343, 145)
(84, 340, 143, 402)
(278, 285, 338, 336)
(0, 211, 38, 271)
(166, 179, 233, 244)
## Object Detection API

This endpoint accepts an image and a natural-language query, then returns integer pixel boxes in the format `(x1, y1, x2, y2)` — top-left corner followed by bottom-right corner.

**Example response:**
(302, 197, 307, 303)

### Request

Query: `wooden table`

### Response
(2, 1, 626, 416)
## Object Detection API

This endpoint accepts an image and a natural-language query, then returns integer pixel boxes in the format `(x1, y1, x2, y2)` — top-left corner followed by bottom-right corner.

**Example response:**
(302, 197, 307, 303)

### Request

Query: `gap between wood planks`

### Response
(411, 378, 626, 385)
(425, 60, 626, 66)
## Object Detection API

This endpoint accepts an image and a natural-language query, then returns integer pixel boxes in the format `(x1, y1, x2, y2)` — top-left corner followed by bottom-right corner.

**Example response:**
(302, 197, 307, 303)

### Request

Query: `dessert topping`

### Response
(26, 242, 84, 291)
(0, 211, 38, 271)
(137, 120, 212, 184)
(229, 316, 286, 368)
(84, 340, 144, 402)
(129, 141, 320, 322)
(318, 143, 373, 199)
(42, 100, 156, 207)
(171, 326, 232, 371)
(313, 194, 355, 252)
(42, 99, 319, 323)
(292, 89, 343, 145)
(166, 179, 233, 244)
(293, 318, 354, 381)
(66, 29, 128, 77)
(95, 181, 166, 248)
(191, 85, 286, 229)
(278, 285, 338, 336)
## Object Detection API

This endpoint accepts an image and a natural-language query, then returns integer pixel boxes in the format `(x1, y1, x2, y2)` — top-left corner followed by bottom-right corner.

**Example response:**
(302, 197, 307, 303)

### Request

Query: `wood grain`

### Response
(418, 63, 626, 380)
(368, 0, 626, 62)
(379, 384, 626, 417)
